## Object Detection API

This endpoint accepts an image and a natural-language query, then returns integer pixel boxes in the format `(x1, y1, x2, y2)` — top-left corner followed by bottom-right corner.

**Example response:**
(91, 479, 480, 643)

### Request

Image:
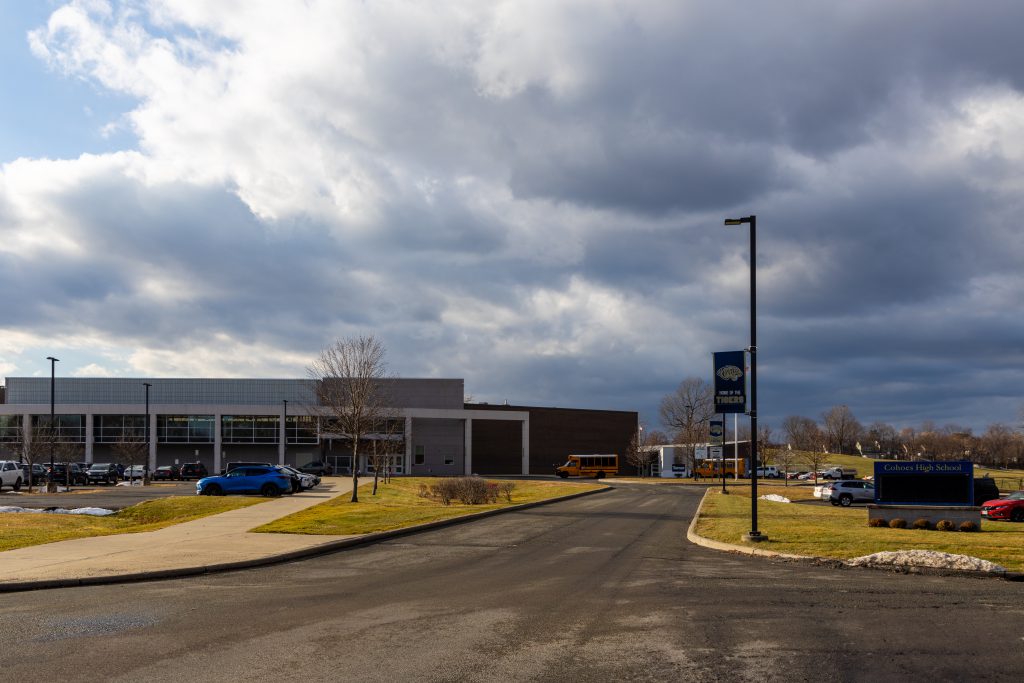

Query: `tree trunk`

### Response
(351, 440, 359, 503)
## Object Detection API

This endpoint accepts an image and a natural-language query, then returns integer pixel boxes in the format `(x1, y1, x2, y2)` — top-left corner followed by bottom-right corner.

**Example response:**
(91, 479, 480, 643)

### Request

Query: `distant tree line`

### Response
(654, 378, 1024, 470)
(778, 406, 1024, 468)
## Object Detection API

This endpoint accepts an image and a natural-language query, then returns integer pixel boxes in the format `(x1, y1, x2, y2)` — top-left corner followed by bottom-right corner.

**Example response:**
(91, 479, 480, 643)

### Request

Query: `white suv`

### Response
(0, 461, 24, 491)
(748, 466, 781, 479)
(826, 480, 875, 506)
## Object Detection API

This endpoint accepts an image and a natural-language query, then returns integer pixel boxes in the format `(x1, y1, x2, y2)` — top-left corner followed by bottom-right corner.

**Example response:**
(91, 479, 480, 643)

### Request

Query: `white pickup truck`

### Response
(0, 460, 24, 491)
(821, 466, 857, 480)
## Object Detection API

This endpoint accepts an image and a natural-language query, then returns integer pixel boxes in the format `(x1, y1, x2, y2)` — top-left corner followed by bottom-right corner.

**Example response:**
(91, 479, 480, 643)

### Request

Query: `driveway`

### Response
(1, 482, 1021, 681)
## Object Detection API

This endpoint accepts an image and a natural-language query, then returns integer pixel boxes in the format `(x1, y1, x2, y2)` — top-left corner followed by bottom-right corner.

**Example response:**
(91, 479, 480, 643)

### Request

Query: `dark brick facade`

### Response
(468, 403, 637, 475)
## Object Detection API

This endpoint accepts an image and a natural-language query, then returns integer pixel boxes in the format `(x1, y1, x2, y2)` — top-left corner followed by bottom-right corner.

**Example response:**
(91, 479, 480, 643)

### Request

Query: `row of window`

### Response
(0, 414, 319, 445)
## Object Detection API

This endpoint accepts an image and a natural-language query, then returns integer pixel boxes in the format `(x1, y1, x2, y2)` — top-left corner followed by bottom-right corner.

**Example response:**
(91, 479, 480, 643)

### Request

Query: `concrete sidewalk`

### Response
(0, 477, 358, 585)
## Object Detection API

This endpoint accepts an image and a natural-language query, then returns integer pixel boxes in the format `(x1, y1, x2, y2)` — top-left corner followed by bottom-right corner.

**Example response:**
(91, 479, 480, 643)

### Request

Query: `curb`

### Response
(685, 488, 1024, 582)
(0, 484, 611, 594)
(685, 488, 813, 562)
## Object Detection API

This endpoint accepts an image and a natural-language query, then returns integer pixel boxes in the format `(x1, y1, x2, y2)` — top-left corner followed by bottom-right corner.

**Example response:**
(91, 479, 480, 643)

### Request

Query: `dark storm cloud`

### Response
(5, 0, 1024, 433)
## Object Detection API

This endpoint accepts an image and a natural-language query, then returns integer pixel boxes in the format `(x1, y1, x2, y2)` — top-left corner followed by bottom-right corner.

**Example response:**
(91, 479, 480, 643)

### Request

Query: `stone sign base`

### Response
(868, 504, 981, 528)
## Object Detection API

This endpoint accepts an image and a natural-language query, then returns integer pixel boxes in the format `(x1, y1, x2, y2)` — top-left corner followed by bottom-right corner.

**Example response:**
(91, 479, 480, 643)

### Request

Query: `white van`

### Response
(750, 466, 781, 479)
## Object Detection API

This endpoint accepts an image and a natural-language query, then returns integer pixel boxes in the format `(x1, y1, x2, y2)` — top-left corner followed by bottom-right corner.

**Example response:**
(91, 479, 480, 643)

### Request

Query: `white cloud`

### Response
(2, 0, 1024, 430)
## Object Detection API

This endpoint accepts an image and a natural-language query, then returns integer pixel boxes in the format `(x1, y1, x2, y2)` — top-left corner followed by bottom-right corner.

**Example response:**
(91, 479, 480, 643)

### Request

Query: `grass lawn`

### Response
(0, 496, 266, 552)
(695, 484, 1024, 571)
(253, 477, 603, 536)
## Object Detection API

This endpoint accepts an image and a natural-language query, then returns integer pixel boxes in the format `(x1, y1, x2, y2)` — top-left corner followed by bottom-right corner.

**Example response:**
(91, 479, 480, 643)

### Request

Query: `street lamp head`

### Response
(46, 356, 59, 362)
(724, 216, 753, 226)
(143, 382, 152, 388)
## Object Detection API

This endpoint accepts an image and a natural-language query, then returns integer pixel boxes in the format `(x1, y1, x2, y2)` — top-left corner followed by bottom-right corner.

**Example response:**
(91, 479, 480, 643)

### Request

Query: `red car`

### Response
(980, 491, 1024, 522)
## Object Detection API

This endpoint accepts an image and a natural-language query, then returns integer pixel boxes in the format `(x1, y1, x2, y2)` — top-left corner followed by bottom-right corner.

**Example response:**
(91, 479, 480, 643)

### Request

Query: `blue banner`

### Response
(713, 351, 746, 414)
(709, 419, 724, 445)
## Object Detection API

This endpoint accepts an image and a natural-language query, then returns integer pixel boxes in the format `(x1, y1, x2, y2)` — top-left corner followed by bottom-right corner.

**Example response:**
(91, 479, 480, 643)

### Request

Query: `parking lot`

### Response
(0, 482, 196, 510)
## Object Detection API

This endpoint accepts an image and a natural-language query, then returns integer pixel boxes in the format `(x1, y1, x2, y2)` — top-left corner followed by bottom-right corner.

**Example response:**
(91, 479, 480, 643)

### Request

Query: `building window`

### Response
(222, 415, 280, 444)
(156, 415, 214, 444)
(31, 414, 86, 443)
(414, 446, 425, 465)
(444, 455, 455, 466)
(284, 416, 319, 445)
(0, 415, 22, 443)
(95, 415, 147, 443)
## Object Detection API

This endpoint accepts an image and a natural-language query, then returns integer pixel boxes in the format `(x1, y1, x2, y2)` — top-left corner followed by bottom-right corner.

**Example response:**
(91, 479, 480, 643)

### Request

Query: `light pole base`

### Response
(743, 531, 768, 543)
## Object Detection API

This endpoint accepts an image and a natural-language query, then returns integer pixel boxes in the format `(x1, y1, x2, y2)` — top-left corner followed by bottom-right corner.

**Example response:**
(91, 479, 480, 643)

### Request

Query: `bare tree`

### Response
(369, 416, 403, 494)
(865, 421, 899, 457)
(625, 428, 658, 477)
(774, 444, 798, 486)
(821, 405, 862, 455)
(981, 423, 1016, 468)
(782, 415, 820, 452)
(659, 377, 714, 469)
(308, 335, 391, 503)
(800, 448, 830, 484)
(6, 422, 52, 492)
(112, 437, 147, 486)
(757, 425, 774, 466)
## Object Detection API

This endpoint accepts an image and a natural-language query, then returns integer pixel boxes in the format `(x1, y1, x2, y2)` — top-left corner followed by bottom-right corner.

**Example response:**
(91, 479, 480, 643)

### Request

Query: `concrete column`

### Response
(85, 413, 94, 463)
(214, 413, 222, 474)
(464, 418, 473, 476)
(521, 417, 530, 475)
(149, 413, 158, 470)
(278, 411, 286, 465)
(404, 416, 412, 474)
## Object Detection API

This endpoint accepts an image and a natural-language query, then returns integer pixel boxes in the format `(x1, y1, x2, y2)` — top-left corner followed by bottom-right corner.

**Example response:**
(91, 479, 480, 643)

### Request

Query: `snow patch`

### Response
(846, 549, 1006, 573)
(759, 494, 791, 503)
(0, 506, 116, 516)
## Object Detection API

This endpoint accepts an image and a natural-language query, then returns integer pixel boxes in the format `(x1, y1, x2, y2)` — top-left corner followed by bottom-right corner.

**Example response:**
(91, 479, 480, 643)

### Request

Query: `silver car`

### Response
(827, 480, 875, 507)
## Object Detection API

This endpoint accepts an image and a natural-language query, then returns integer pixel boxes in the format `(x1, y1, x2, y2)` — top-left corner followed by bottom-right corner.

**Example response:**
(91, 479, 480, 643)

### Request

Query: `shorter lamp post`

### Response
(143, 383, 152, 485)
(282, 399, 289, 466)
(47, 356, 59, 491)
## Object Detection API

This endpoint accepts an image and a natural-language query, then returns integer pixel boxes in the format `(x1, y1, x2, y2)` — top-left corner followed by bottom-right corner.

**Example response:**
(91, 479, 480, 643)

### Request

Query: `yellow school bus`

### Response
(694, 458, 744, 478)
(555, 454, 619, 479)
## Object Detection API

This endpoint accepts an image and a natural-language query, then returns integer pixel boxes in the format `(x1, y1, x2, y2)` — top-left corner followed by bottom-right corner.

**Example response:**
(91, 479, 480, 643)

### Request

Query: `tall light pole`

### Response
(46, 356, 59, 490)
(143, 382, 152, 483)
(724, 214, 766, 542)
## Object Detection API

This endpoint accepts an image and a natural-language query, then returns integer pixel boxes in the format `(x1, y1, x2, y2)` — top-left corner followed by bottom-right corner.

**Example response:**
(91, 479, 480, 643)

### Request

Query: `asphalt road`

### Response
(0, 482, 196, 509)
(2, 483, 1023, 682)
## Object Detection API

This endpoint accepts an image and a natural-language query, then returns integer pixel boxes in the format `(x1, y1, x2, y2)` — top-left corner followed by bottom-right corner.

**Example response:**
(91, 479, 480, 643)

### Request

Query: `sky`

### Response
(1, 0, 1023, 434)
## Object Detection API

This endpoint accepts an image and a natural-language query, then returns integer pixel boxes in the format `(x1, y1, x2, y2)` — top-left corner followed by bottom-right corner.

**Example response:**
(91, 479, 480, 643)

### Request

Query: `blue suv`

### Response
(196, 466, 292, 497)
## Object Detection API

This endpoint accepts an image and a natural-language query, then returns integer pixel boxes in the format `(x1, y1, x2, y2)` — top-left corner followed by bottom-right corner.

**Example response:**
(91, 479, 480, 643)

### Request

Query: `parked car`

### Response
(280, 465, 318, 491)
(20, 463, 48, 485)
(787, 471, 808, 480)
(123, 465, 149, 481)
(0, 460, 24, 491)
(747, 466, 782, 479)
(86, 463, 120, 485)
(828, 480, 876, 507)
(821, 467, 858, 480)
(46, 463, 89, 486)
(178, 462, 209, 480)
(273, 465, 303, 493)
(980, 490, 1024, 522)
(152, 465, 180, 481)
(298, 461, 333, 477)
(196, 466, 292, 497)
(974, 477, 1000, 507)
(223, 461, 272, 475)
